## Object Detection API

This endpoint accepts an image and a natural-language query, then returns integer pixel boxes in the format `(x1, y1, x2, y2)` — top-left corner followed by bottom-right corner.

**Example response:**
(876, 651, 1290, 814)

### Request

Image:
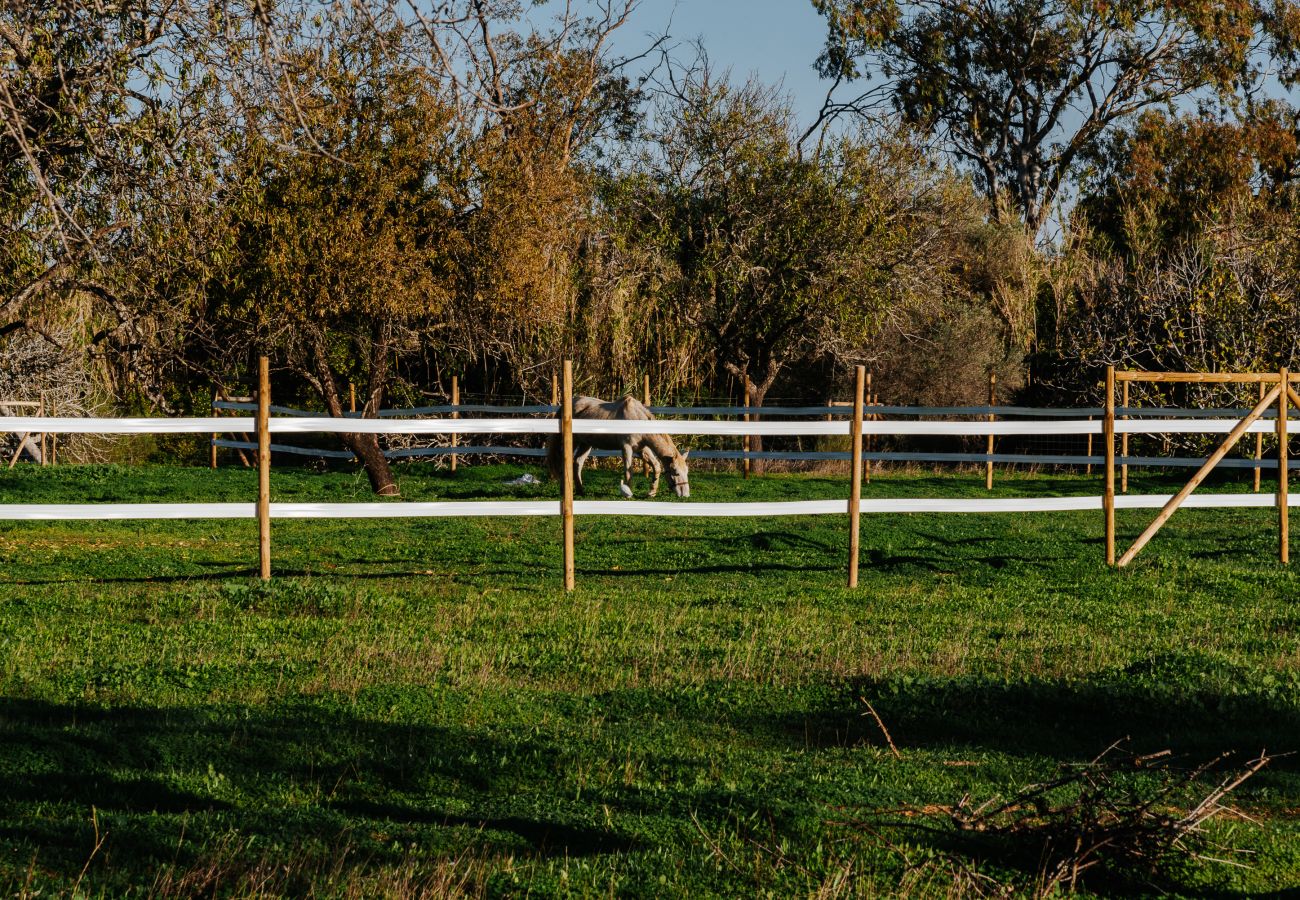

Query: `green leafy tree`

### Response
(812, 0, 1300, 238)
(210, 32, 459, 495)
(0, 0, 224, 407)
(617, 73, 973, 467)
(1047, 107, 1300, 402)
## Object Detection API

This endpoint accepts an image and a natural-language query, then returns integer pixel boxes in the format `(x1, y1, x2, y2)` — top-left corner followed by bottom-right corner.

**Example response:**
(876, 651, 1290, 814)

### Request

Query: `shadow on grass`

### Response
(745, 669, 1300, 896)
(763, 664, 1300, 775)
(2, 668, 1298, 894)
(0, 698, 635, 888)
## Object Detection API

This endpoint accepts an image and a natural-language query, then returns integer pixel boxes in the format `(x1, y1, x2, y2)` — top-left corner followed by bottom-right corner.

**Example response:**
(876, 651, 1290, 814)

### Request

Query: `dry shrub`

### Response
(0, 329, 112, 463)
(843, 742, 1273, 898)
(868, 301, 1024, 409)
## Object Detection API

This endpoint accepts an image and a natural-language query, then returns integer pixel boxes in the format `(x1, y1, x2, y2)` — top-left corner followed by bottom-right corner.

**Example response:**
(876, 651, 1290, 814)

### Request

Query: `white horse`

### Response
(546, 395, 690, 497)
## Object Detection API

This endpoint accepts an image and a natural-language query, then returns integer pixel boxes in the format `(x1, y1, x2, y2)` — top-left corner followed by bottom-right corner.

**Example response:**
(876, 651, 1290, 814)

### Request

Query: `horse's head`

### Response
(667, 449, 690, 498)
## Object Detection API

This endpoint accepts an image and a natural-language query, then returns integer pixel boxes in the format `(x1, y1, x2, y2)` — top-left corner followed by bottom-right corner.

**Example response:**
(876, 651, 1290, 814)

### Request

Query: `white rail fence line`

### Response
(5, 415, 1287, 436)
(0, 420, 1286, 508)
(207, 398, 1294, 469)
(3, 493, 1293, 522)
(3, 368, 1295, 584)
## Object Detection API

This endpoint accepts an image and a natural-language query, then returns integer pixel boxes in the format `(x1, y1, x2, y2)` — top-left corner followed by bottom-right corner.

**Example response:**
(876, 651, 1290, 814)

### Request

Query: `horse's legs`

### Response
(643, 447, 663, 497)
(622, 444, 635, 494)
(574, 446, 593, 495)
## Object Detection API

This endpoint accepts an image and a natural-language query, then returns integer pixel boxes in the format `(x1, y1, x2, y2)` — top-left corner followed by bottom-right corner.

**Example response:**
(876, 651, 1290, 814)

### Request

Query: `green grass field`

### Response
(1, 461, 1299, 896)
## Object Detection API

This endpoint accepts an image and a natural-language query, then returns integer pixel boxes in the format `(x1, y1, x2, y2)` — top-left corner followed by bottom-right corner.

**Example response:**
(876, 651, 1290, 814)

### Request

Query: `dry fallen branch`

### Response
(948, 744, 1276, 896)
(859, 696, 901, 758)
(839, 741, 1277, 897)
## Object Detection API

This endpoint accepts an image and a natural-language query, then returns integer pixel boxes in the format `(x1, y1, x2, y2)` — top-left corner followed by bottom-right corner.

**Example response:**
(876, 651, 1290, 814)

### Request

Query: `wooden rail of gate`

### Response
(1105, 368, 1300, 567)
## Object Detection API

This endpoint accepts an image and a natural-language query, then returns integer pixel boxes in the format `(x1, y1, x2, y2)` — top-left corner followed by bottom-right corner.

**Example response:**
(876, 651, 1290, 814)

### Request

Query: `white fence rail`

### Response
(3, 368, 1295, 584)
(204, 397, 1297, 469)
(4, 415, 1291, 436)
(2, 493, 1294, 522)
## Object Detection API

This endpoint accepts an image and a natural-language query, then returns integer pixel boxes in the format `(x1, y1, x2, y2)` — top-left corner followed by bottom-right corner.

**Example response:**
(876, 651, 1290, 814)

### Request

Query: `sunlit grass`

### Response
(0, 463, 1298, 895)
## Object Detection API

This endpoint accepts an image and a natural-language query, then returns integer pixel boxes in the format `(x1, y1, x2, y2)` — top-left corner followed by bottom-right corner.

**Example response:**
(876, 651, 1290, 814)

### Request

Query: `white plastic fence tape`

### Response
(0, 415, 1287, 437)
(0, 417, 259, 434)
(0, 493, 1290, 520)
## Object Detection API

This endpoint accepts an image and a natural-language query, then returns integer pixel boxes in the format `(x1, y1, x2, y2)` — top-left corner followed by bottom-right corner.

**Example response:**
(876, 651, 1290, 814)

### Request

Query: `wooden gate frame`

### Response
(1104, 367, 1300, 567)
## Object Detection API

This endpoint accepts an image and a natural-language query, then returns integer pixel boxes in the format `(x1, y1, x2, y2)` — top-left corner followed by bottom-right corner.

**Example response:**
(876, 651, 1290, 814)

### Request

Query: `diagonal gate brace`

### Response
(1118, 383, 1283, 567)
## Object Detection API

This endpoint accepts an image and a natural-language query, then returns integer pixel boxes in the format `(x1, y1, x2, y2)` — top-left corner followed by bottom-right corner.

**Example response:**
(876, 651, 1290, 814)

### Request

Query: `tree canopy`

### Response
(812, 0, 1300, 237)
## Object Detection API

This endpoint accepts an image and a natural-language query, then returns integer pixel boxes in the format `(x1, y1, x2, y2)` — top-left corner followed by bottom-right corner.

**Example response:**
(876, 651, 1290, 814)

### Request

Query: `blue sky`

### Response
(600, 0, 835, 127)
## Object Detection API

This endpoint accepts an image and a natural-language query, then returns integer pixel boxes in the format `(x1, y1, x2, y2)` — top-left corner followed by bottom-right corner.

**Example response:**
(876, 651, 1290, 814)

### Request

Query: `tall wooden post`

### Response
(1280, 368, 1289, 565)
(349, 382, 357, 414)
(1255, 380, 1265, 493)
(210, 390, 219, 469)
(1121, 380, 1130, 493)
(742, 381, 752, 480)
(561, 360, 575, 592)
(450, 375, 460, 473)
(865, 372, 873, 484)
(48, 398, 57, 466)
(257, 356, 271, 581)
(1104, 366, 1116, 566)
(1086, 417, 1094, 475)
(644, 375, 655, 477)
(986, 373, 996, 490)
(848, 365, 865, 588)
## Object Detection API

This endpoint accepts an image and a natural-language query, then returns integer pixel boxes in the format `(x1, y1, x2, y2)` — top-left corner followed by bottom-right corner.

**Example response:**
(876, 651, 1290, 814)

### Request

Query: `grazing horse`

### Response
(546, 395, 690, 498)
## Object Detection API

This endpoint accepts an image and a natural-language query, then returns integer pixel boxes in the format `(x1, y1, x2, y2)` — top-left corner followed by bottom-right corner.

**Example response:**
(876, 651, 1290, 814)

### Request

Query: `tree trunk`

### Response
(724, 360, 782, 476)
(342, 431, 397, 495)
(748, 380, 766, 476)
(307, 330, 399, 496)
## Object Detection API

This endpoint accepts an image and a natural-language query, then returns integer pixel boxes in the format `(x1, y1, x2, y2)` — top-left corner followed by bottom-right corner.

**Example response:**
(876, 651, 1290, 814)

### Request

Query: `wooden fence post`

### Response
(258, 356, 271, 581)
(48, 398, 56, 466)
(450, 375, 459, 473)
(642, 374, 654, 478)
(210, 390, 219, 469)
(1255, 380, 1265, 493)
(869, 390, 878, 484)
(1104, 366, 1116, 566)
(1280, 368, 1289, 565)
(865, 371, 873, 484)
(561, 360, 575, 592)
(349, 382, 356, 414)
(848, 365, 865, 588)
(986, 373, 996, 490)
(1086, 416, 1094, 476)
(551, 374, 558, 408)
(1121, 380, 1130, 493)
(743, 382, 752, 480)
(38, 394, 46, 466)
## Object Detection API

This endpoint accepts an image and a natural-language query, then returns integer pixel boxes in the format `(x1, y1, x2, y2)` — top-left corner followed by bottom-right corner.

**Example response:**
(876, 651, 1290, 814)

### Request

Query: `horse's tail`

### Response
(545, 433, 564, 481)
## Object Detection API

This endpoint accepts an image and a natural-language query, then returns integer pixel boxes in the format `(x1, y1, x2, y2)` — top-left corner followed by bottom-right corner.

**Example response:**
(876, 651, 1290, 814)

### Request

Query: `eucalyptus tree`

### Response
(207, 24, 460, 495)
(0, 0, 227, 406)
(811, 0, 1300, 239)
(618, 71, 972, 468)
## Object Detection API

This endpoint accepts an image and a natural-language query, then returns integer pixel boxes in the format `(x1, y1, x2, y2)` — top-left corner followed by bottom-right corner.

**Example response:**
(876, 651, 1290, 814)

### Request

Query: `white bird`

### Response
(619, 482, 634, 498)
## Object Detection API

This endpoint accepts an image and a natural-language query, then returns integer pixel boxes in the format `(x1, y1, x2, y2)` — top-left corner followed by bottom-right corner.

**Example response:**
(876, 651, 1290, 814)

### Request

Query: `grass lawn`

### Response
(1, 460, 1299, 896)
